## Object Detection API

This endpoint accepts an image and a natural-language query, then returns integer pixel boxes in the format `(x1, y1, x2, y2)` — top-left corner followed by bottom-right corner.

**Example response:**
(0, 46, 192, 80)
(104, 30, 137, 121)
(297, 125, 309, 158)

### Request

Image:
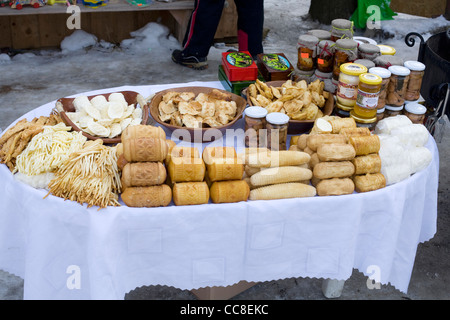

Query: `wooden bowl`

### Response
(244, 80, 335, 134)
(57, 91, 149, 144)
(149, 86, 247, 143)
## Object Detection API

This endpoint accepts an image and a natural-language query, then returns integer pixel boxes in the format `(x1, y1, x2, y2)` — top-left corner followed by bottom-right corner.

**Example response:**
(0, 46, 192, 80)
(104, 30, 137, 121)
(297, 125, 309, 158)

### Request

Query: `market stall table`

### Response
(0, 81, 439, 300)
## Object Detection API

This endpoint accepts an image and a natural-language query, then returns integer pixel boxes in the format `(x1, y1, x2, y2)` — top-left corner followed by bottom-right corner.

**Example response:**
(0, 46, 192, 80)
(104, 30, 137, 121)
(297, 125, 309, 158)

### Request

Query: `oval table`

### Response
(0, 81, 439, 300)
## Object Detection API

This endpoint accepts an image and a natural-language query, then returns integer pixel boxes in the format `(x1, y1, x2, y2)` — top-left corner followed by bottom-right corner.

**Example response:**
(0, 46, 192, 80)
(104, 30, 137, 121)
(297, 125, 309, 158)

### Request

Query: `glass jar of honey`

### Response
(266, 112, 289, 151)
(354, 73, 382, 119)
(332, 39, 359, 82)
(350, 110, 377, 132)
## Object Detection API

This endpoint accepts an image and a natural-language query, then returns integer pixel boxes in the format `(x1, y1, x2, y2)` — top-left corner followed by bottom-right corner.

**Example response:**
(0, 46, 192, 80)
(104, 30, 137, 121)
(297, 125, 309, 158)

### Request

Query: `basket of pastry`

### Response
(244, 79, 334, 134)
(56, 91, 150, 144)
(149, 87, 247, 143)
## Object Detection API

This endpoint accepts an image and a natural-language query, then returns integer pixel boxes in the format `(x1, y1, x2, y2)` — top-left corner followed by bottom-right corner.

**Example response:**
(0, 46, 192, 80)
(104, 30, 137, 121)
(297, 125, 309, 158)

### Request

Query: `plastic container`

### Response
(355, 73, 382, 119)
(358, 43, 381, 61)
(377, 45, 396, 55)
(244, 106, 268, 147)
(330, 19, 354, 42)
(336, 63, 367, 107)
(350, 110, 377, 132)
(385, 105, 404, 118)
(332, 39, 358, 81)
(316, 40, 335, 73)
(265, 112, 290, 150)
(404, 61, 426, 101)
(386, 66, 411, 107)
(404, 102, 427, 124)
(369, 67, 391, 109)
(297, 34, 319, 72)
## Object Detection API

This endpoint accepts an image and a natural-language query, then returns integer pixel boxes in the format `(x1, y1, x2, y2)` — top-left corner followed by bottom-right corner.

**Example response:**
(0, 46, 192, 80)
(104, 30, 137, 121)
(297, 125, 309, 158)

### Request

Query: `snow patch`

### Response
(60, 30, 98, 53)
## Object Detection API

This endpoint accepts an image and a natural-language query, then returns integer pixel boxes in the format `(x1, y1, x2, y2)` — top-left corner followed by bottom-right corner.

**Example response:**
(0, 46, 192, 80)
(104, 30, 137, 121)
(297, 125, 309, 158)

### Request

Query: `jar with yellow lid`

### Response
(350, 110, 377, 132)
(336, 63, 367, 107)
(377, 45, 396, 55)
(354, 73, 382, 119)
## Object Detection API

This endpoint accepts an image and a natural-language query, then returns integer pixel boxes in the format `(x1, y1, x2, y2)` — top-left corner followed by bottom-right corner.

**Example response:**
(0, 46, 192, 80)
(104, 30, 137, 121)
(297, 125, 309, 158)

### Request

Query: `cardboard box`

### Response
(190, 281, 257, 300)
(222, 51, 258, 82)
(256, 53, 294, 81)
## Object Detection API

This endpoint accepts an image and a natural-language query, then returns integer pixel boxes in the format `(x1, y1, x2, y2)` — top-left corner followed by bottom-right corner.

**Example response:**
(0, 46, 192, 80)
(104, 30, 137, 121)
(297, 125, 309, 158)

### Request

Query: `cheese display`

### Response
(172, 182, 210, 206)
(376, 115, 432, 186)
(120, 124, 172, 207)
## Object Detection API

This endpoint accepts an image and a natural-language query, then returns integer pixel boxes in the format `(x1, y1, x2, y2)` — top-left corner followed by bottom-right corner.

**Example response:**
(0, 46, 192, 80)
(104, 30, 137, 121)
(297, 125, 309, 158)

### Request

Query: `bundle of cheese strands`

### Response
(46, 139, 121, 209)
(15, 122, 87, 176)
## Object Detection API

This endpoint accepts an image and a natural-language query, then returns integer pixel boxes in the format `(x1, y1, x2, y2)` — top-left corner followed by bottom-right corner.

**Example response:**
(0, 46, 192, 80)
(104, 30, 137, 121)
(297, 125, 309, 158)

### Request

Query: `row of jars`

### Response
(336, 61, 426, 110)
(244, 107, 290, 150)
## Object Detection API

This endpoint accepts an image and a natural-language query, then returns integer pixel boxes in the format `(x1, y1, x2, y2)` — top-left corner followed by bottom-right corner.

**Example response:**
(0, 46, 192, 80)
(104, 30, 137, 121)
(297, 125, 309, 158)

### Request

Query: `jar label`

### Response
(337, 81, 358, 99)
(356, 89, 380, 109)
(317, 58, 325, 65)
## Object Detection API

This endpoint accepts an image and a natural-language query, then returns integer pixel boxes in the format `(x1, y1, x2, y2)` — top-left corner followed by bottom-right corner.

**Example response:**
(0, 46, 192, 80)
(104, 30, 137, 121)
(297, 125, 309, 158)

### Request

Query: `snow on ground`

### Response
(0, 0, 449, 130)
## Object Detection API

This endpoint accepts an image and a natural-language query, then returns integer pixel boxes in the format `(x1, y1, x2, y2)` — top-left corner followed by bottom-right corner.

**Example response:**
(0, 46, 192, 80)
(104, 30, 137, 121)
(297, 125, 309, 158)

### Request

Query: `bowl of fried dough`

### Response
(245, 79, 334, 134)
(149, 87, 247, 142)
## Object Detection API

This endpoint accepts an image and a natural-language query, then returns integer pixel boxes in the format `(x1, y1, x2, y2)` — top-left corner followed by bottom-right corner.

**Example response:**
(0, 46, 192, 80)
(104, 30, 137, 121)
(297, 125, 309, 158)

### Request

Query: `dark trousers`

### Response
(182, 0, 264, 58)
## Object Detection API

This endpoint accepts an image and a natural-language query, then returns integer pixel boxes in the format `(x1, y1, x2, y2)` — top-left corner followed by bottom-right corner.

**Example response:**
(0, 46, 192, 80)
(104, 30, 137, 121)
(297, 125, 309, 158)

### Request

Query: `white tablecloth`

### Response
(0, 81, 439, 300)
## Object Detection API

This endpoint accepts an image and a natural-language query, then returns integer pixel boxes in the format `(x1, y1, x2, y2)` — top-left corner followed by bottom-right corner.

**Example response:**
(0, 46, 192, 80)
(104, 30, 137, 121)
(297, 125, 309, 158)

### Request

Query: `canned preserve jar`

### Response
(316, 40, 335, 73)
(332, 39, 358, 81)
(404, 61, 426, 101)
(369, 67, 391, 109)
(386, 66, 410, 107)
(404, 102, 427, 124)
(355, 73, 382, 119)
(330, 19, 354, 42)
(336, 63, 367, 107)
(307, 29, 332, 41)
(266, 112, 290, 151)
(297, 34, 319, 72)
(350, 110, 377, 132)
(244, 106, 268, 147)
(376, 107, 385, 122)
(385, 105, 404, 118)
(358, 43, 381, 61)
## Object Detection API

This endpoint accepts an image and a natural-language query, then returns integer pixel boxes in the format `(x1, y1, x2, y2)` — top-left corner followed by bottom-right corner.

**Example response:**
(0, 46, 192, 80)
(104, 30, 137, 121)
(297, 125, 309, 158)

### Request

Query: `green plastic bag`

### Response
(351, 0, 398, 30)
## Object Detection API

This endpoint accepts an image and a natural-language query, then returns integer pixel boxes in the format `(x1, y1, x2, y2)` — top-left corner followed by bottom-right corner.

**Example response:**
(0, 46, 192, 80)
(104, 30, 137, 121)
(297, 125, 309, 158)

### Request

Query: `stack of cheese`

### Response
(374, 115, 432, 186)
(301, 116, 386, 195)
(306, 132, 357, 196)
(119, 125, 172, 207)
(166, 144, 209, 206)
(203, 146, 249, 204)
(343, 128, 386, 193)
(243, 148, 316, 200)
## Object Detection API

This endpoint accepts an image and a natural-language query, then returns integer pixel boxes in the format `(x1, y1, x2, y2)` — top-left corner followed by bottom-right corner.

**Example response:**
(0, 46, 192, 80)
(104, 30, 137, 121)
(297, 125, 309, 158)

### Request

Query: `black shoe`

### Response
(171, 49, 208, 70)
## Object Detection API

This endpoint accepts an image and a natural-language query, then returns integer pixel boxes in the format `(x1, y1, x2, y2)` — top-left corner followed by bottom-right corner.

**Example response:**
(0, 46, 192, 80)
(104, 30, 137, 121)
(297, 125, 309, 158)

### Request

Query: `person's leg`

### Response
(234, 0, 264, 58)
(172, 0, 225, 69)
